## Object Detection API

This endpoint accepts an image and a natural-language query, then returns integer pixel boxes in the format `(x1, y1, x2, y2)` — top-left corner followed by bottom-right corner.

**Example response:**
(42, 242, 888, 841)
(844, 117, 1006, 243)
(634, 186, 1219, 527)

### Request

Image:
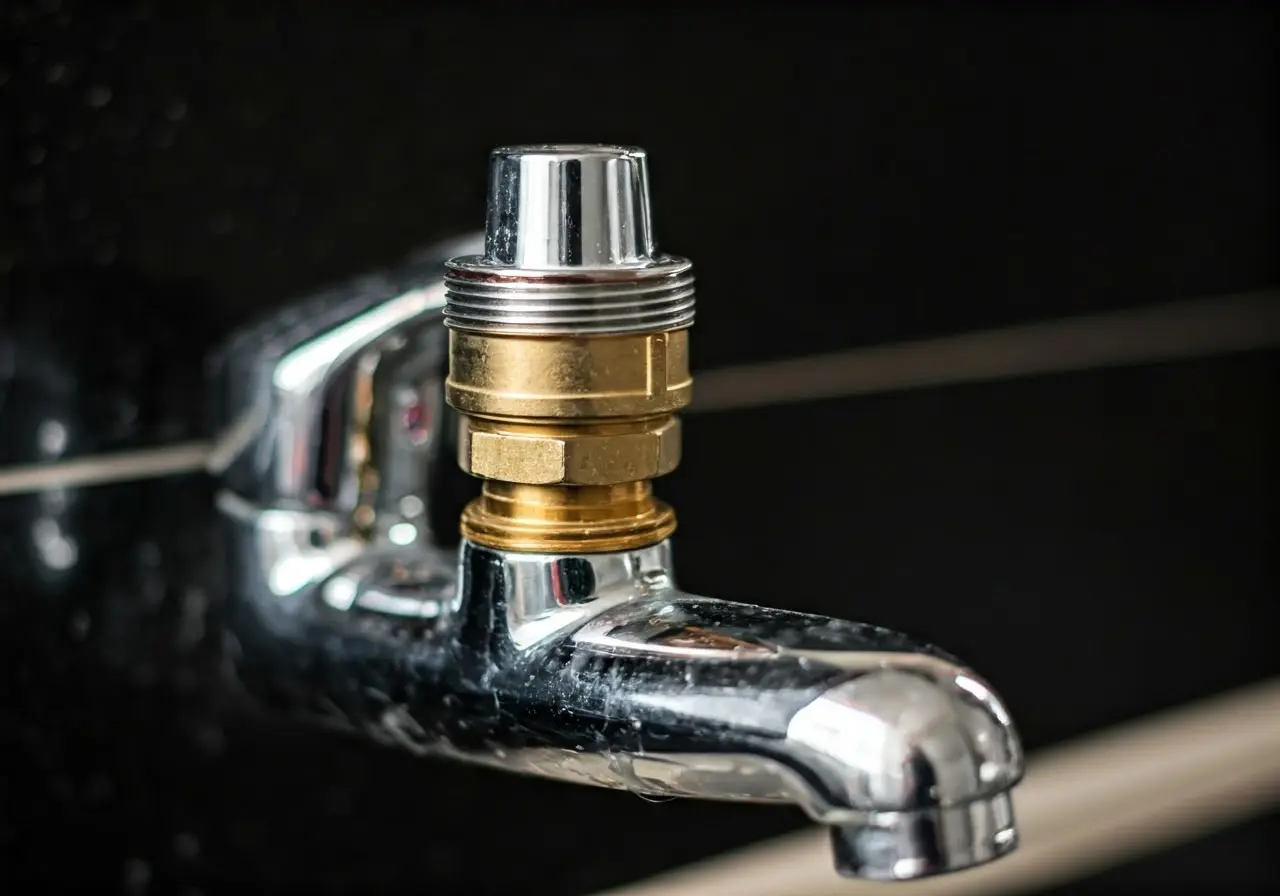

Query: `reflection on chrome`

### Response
(213, 235, 1025, 882)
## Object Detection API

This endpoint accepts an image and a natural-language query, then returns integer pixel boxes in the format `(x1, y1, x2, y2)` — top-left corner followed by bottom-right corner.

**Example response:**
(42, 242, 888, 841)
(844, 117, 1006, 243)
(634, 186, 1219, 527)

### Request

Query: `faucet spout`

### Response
(444, 540, 1023, 880)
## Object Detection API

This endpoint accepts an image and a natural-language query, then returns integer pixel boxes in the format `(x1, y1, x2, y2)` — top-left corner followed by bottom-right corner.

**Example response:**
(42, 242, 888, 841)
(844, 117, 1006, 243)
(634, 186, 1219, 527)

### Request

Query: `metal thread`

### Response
(443, 262, 694, 335)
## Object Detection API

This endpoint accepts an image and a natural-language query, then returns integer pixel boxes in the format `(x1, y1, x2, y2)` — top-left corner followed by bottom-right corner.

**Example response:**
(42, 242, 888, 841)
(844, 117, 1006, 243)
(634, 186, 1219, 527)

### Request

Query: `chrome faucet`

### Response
(212, 145, 1024, 882)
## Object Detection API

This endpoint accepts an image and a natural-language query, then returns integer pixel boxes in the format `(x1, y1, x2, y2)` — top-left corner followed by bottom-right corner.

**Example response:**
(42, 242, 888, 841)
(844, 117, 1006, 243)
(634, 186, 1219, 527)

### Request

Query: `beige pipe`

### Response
(599, 677, 1280, 896)
(691, 290, 1280, 413)
(0, 441, 213, 497)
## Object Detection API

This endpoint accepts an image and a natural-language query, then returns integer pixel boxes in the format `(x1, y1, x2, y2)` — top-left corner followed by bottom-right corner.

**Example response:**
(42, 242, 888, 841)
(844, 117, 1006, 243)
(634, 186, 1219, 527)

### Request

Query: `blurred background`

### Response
(1, 2, 1276, 894)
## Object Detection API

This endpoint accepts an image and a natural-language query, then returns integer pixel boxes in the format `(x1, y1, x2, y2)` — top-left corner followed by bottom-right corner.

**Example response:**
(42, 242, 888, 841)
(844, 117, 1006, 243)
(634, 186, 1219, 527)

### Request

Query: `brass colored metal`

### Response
(447, 328, 692, 552)
(444, 146, 695, 554)
(447, 325, 692, 552)
(459, 416, 681, 486)
(460, 481, 677, 554)
(447, 330, 691, 420)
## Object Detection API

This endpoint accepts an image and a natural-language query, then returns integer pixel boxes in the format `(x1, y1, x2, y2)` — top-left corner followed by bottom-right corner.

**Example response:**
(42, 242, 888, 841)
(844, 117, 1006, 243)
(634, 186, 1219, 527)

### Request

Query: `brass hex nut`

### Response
(460, 417, 682, 486)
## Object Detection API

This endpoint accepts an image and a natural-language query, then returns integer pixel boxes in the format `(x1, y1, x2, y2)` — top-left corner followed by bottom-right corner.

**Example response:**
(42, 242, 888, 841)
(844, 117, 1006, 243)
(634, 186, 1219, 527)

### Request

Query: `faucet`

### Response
(212, 144, 1024, 882)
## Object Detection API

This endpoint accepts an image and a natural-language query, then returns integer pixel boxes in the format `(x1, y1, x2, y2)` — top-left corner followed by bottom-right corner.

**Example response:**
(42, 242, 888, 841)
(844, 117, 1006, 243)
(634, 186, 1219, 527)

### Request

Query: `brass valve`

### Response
(443, 145, 694, 553)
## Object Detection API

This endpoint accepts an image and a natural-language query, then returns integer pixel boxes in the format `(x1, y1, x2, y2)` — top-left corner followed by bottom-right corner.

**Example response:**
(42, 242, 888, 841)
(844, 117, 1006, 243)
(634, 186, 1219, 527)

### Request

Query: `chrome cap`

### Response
(483, 144, 656, 270)
(445, 144, 694, 336)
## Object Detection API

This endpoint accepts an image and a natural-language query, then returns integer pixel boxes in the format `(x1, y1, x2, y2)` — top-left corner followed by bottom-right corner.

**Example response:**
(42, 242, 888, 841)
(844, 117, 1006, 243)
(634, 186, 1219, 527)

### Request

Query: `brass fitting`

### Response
(450, 329, 689, 485)
(459, 413, 683, 487)
(443, 145, 695, 553)
(447, 329, 691, 420)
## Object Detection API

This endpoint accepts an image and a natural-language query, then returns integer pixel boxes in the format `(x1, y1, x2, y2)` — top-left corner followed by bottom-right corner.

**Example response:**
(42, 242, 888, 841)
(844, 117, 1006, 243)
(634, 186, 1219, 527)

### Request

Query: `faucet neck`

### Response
(452, 537, 677, 659)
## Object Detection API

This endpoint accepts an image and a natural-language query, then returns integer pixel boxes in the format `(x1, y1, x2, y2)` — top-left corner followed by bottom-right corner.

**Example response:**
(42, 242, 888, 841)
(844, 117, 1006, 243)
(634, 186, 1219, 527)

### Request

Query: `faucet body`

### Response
(213, 147, 1024, 881)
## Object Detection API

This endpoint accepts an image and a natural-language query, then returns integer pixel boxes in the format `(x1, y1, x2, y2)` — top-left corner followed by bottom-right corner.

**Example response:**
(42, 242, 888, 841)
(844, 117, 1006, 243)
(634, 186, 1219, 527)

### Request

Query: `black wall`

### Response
(2, 2, 1276, 893)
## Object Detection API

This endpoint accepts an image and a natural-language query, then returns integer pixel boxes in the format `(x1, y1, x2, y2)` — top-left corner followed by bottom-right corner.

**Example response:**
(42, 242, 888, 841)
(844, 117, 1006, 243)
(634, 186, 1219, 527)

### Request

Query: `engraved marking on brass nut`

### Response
(447, 329, 691, 420)
(460, 417, 681, 486)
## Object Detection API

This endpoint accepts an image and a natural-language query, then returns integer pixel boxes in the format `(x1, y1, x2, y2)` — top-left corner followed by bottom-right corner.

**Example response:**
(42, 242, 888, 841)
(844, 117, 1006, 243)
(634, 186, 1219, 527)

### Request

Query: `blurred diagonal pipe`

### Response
(598, 677, 1280, 896)
(691, 290, 1280, 413)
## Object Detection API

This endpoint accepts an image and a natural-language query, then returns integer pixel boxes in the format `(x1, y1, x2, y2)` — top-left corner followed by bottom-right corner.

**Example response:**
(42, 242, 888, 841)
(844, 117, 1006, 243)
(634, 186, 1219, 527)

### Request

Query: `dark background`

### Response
(1, 2, 1277, 893)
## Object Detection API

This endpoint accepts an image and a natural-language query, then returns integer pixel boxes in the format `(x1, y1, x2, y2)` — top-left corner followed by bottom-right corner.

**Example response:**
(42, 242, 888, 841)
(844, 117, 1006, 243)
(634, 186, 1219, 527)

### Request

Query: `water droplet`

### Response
(192, 723, 225, 757)
(50, 774, 75, 800)
(69, 610, 91, 641)
(27, 144, 47, 165)
(85, 85, 112, 108)
(173, 832, 200, 859)
(45, 63, 68, 84)
(85, 773, 114, 804)
(37, 419, 67, 457)
(33, 518, 78, 571)
(150, 126, 176, 150)
(132, 663, 156, 687)
(136, 541, 161, 567)
(12, 180, 45, 206)
(387, 521, 417, 545)
(165, 99, 188, 121)
(122, 858, 151, 895)
(176, 588, 207, 649)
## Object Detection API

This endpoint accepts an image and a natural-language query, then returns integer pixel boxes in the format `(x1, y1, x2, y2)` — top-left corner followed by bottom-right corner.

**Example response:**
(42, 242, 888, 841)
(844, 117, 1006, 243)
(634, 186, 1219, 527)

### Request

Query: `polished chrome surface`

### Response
(443, 145, 694, 335)
(498, 542, 673, 650)
(212, 231, 480, 542)
(210, 232, 482, 508)
(464, 542, 1023, 881)
(483, 144, 656, 269)
(216, 234, 1023, 882)
(462, 543, 1022, 816)
(831, 796, 1017, 882)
